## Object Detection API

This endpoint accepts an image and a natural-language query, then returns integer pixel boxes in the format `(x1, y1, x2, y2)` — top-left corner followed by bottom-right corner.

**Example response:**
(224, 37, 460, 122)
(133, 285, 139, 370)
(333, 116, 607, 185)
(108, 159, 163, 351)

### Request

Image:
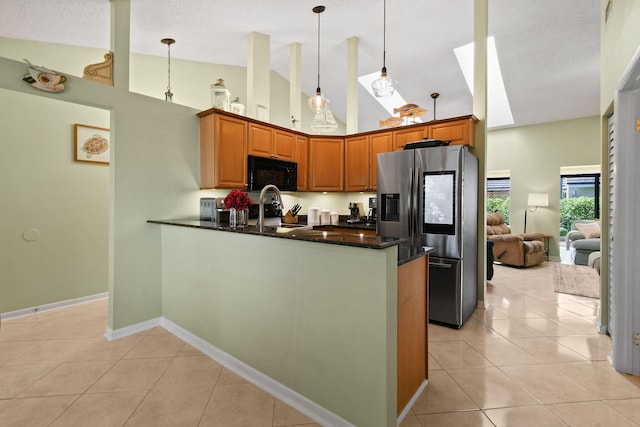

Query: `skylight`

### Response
(454, 36, 514, 128)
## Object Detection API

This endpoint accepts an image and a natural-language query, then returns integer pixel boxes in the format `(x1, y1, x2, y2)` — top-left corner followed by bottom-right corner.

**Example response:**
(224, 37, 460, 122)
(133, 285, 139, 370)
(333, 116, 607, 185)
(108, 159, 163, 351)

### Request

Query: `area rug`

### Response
(551, 263, 600, 299)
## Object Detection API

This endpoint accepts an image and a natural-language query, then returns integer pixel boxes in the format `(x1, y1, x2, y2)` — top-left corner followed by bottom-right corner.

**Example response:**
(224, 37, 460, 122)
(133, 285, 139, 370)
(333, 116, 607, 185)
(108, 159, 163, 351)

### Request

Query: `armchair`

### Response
(487, 213, 545, 267)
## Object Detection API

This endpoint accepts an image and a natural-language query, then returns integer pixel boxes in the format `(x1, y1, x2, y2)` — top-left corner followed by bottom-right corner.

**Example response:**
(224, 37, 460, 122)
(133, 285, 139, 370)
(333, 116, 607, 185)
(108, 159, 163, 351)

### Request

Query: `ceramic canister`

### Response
(308, 207, 320, 225)
(320, 209, 331, 225)
(330, 211, 339, 225)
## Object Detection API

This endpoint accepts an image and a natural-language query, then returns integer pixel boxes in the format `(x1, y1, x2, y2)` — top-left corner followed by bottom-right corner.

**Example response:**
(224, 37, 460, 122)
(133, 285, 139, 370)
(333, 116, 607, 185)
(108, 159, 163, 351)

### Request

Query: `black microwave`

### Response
(247, 155, 298, 192)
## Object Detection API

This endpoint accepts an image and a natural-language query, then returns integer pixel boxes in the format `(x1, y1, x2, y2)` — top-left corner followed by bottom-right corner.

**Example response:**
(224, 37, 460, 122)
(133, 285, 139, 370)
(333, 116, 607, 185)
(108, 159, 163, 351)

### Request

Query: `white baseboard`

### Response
(1, 292, 108, 321)
(108, 316, 355, 427)
(104, 317, 162, 341)
(596, 320, 608, 335)
(397, 379, 428, 426)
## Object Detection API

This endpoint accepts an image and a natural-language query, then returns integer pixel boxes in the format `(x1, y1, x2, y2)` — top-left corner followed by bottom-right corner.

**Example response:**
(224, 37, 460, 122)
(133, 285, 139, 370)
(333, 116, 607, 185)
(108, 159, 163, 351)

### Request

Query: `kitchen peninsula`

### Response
(149, 219, 431, 427)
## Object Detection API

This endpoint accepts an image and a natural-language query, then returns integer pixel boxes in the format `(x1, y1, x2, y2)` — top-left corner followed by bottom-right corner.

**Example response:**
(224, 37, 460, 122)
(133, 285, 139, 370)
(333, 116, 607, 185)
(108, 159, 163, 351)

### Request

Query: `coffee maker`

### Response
(367, 197, 377, 224)
(347, 202, 360, 223)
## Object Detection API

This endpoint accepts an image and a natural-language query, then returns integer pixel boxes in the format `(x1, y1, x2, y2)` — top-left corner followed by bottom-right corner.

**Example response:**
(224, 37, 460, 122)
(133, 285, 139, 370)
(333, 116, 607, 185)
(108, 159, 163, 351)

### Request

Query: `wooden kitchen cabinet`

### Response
(247, 122, 272, 158)
(345, 132, 392, 192)
(393, 125, 428, 151)
(248, 123, 296, 161)
(295, 135, 308, 191)
(344, 135, 370, 192)
(272, 130, 296, 161)
(397, 255, 428, 415)
(199, 109, 476, 192)
(369, 132, 392, 191)
(428, 116, 475, 147)
(200, 113, 248, 189)
(309, 137, 344, 191)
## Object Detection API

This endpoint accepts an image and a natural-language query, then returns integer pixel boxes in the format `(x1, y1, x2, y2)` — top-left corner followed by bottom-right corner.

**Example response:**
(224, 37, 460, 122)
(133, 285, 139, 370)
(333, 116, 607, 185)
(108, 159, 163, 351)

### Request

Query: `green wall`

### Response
(0, 34, 346, 317)
(599, 0, 640, 331)
(487, 116, 601, 260)
(600, 0, 640, 113)
(160, 225, 398, 427)
(0, 90, 109, 313)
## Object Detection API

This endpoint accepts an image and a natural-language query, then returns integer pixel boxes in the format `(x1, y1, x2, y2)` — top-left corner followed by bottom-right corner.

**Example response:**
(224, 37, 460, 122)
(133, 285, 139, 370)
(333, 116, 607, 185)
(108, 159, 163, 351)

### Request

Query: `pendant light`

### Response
(161, 38, 175, 102)
(371, 0, 397, 97)
(308, 6, 328, 113)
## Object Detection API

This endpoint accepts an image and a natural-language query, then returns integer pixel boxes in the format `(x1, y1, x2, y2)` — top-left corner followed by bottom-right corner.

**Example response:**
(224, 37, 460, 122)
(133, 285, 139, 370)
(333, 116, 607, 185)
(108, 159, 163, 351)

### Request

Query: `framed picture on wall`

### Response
(74, 123, 110, 164)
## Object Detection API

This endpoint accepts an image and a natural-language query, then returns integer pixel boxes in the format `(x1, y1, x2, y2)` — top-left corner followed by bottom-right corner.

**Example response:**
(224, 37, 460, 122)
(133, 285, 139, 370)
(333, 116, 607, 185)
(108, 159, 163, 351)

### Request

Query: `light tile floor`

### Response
(0, 300, 320, 427)
(401, 262, 640, 427)
(2, 261, 639, 426)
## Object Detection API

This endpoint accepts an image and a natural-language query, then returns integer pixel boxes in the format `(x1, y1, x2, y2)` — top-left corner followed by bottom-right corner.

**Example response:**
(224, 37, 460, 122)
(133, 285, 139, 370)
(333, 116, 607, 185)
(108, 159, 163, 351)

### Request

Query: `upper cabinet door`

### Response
(393, 125, 428, 151)
(309, 137, 344, 192)
(213, 115, 248, 189)
(272, 130, 296, 161)
(369, 132, 392, 191)
(429, 118, 474, 147)
(248, 123, 273, 158)
(344, 135, 370, 192)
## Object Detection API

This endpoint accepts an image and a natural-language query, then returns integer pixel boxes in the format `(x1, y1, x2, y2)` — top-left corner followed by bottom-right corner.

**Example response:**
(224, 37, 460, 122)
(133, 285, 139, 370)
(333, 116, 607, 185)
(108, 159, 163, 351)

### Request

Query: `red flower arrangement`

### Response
(224, 190, 252, 210)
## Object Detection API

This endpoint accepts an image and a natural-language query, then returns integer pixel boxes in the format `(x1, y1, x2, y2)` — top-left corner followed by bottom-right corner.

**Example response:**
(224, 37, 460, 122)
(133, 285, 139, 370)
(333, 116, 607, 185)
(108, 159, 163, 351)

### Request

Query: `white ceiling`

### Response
(0, 0, 600, 132)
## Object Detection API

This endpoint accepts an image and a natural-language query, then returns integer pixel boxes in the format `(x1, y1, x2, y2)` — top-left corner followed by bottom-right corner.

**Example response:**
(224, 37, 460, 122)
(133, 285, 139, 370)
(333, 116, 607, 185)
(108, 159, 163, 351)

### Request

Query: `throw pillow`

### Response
(576, 222, 600, 239)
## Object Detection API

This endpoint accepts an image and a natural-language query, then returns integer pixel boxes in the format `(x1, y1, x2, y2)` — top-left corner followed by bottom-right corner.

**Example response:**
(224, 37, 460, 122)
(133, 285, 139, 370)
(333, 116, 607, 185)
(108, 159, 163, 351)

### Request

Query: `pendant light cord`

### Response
(316, 10, 321, 92)
(167, 43, 172, 92)
(382, 0, 387, 72)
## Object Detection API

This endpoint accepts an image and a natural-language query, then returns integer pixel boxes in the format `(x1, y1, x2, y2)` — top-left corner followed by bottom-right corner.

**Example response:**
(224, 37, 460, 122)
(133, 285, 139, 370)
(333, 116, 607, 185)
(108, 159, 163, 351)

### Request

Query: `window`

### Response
(487, 177, 510, 224)
(559, 173, 601, 233)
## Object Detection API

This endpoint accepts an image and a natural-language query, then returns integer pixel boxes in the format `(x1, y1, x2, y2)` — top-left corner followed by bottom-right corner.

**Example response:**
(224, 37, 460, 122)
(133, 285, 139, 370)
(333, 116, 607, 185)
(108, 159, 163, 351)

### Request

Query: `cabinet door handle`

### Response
(271, 154, 279, 159)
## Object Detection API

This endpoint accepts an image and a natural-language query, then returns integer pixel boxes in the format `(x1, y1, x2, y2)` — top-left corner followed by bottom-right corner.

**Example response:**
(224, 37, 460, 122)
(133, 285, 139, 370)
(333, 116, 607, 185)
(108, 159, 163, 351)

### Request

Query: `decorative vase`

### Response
(229, 207, 248, 228)
(239, 208, 248, 226)
(229, 208, 237, 227)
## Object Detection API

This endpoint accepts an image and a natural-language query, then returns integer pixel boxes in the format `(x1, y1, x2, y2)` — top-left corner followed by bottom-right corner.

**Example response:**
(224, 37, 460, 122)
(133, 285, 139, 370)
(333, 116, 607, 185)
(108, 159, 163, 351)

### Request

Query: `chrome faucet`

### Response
(258, 184, 284, 232)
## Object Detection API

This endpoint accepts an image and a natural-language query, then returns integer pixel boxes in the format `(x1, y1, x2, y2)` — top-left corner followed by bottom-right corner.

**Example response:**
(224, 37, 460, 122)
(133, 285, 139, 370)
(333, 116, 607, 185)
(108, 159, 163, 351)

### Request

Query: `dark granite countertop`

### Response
(397, 244, 434, 266)
(148, 218, 432, 264)
(327, 221, 377, 231)
(148, 218, 399, 249)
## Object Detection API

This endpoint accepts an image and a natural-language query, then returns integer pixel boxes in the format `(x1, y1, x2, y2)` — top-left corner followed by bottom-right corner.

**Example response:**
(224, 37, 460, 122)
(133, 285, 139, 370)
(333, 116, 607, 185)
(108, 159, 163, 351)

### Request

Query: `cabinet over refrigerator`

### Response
(377, 144, 478, 327)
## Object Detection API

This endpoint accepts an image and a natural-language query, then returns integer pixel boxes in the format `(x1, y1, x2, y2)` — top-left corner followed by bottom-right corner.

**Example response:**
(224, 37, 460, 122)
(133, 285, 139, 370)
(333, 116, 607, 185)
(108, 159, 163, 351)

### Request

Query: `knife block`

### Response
(282, 210, 298, 224)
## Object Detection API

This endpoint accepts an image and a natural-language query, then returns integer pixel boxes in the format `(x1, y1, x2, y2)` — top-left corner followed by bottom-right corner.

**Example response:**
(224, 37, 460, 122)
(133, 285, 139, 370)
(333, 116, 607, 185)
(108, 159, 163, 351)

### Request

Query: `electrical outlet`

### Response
(635, 332, 640, 346)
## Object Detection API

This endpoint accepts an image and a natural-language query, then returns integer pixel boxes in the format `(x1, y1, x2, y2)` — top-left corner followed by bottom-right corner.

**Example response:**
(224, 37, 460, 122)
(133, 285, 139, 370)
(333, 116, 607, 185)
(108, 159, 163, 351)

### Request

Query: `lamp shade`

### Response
(372, 70, 397, 97)
(527, 193, 549, 207)
(308, 89, 327, 113)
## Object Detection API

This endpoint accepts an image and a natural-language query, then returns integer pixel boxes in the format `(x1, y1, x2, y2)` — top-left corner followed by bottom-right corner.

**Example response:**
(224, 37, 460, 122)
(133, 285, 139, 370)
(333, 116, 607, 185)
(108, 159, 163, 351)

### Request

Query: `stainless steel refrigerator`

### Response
(377, 144, 478, 328)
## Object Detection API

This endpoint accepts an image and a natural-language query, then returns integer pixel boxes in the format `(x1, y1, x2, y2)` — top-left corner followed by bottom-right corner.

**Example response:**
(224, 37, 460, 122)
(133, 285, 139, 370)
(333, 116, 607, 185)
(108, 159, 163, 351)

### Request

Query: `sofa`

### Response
(487, 213, 545, 267)
(566, 220, 601, 266)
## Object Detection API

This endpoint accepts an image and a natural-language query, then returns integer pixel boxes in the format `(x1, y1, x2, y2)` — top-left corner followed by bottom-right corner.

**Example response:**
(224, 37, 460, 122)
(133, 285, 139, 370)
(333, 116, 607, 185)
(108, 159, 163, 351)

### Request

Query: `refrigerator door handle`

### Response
(408, 167, 414, 237)
(429, 261, 452, 269)
(414, 167, 420, 240)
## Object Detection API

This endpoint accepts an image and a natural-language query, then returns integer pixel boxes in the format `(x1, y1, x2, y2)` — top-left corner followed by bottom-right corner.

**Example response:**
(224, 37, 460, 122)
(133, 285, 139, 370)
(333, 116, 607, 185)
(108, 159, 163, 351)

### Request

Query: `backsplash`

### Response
(198, 190, 375, 218)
